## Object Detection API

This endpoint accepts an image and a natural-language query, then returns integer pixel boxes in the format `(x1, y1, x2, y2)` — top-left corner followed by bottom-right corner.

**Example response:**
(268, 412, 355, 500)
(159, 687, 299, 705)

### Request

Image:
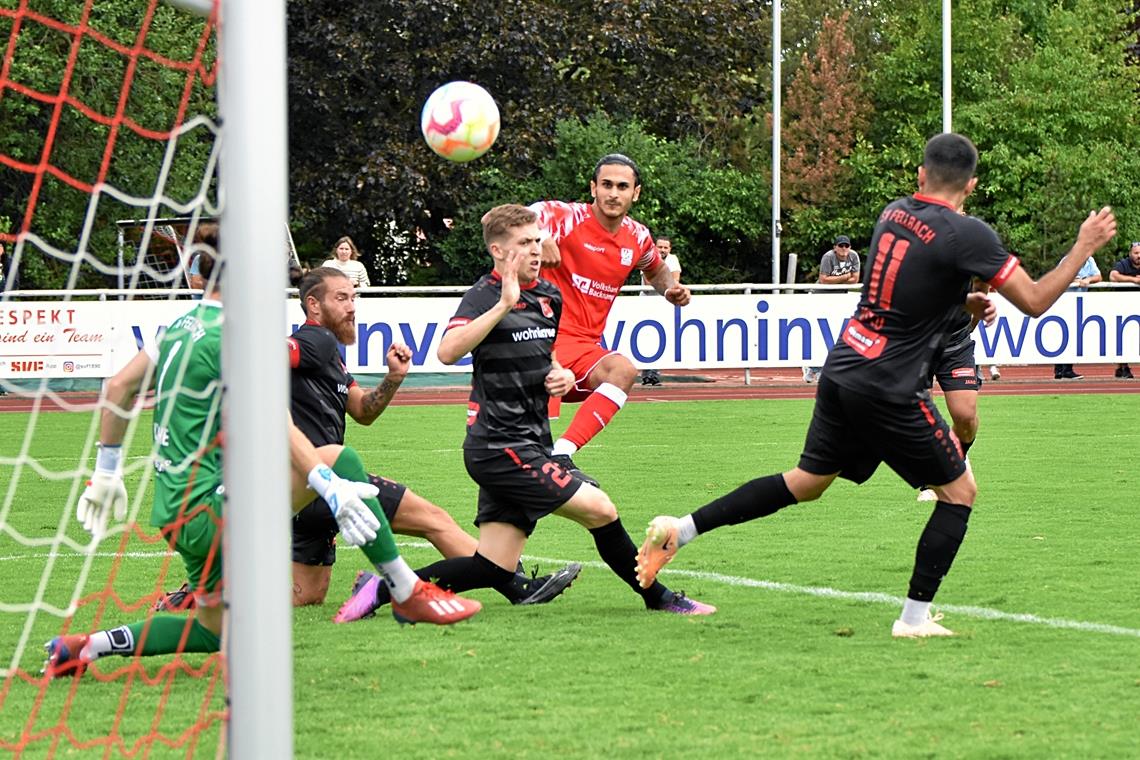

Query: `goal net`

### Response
(0, 1, 254, 755)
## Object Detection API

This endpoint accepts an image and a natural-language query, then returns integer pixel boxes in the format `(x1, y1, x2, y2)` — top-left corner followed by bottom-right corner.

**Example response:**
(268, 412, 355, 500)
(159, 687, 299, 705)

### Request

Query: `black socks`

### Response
(691, 474, 797, 535)
(908, 501, 971, 602)
(589, 518, 670, 607)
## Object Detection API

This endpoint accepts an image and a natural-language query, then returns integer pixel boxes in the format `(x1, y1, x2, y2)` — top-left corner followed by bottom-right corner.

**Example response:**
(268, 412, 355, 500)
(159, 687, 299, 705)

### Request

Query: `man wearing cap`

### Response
(804, 235, 861, 382)
(819, 235, 862, 285)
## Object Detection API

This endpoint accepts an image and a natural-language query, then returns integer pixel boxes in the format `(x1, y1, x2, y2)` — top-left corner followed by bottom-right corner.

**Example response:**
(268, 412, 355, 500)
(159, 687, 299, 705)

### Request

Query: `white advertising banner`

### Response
(2, 291, 1138, 378)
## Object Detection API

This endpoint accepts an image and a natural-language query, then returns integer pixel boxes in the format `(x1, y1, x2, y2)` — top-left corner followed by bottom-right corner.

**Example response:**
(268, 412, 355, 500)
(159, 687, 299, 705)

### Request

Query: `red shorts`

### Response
(548, 338, 620, 417)
(554, 338, 619, 394)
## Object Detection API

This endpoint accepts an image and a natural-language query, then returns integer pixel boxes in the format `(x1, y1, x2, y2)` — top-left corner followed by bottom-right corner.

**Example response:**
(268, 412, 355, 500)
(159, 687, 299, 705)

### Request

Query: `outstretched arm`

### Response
(998, 207, 1116, 317)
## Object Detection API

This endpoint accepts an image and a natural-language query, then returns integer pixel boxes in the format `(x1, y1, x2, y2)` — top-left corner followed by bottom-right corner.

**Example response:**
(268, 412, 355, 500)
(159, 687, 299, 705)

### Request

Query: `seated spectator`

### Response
(1108, 243, 1140, 379)
(804, 235, 860, 383)
(321, 236, 370, 287)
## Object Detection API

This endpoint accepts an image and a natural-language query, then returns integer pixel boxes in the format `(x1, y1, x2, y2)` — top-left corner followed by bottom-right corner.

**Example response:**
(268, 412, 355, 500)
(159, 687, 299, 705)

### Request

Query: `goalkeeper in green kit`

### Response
(45, 230, 479, 678)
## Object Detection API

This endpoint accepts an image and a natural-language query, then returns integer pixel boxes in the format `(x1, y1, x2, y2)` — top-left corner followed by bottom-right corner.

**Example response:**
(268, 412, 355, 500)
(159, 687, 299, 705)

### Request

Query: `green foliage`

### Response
(285, 0, 773, 285)
(0, 0, 217, 289)
(435, 113, 770, 285)
(8, 0, 1140, 289)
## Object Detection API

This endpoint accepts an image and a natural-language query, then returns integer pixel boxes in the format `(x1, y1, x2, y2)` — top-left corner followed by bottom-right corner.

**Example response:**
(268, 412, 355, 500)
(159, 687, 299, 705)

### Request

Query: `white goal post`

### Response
(216, 0, 291, 757)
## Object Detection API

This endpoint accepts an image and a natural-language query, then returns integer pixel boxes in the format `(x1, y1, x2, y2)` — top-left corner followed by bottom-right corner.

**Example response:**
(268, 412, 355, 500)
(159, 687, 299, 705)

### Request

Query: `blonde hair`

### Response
(331, 236, 360, 260)
(481, 204, 536, 249)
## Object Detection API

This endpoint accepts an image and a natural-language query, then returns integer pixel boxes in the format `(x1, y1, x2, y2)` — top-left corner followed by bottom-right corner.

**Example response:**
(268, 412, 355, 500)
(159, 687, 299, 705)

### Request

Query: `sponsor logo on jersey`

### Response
(842, 321, 887, 359)
(583, 243, 606, 253)
(569, 273, 620, 301)
(950, 367, 976, 379)
(620, 247, 634, 266)
(511, 326, 556, 342)
(538, 297, 554, 318)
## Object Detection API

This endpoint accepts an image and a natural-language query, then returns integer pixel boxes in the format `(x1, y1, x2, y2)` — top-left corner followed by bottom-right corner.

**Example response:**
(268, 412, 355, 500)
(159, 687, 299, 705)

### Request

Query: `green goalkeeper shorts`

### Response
(167, 488, 224, 607)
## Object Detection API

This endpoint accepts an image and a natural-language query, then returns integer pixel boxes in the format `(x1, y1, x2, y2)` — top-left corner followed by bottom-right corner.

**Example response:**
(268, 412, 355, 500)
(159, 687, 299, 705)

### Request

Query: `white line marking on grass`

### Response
(0, 550, 175, 562)
(514, 551, 1140, 639)
(8, 544, 1137, 638)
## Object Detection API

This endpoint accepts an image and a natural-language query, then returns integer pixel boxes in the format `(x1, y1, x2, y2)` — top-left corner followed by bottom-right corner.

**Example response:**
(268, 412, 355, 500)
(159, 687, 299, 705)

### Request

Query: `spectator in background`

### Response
(804, 235, 860, 383)
(1108, 242, 1140, 378)
(1053, 254, 1101, 380)
(321, 236, 370, 288)
(640, 235, 682, 386)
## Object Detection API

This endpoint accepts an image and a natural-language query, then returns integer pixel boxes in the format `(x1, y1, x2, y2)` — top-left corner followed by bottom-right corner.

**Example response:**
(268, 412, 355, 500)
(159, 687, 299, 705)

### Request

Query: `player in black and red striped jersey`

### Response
(286, 267, 581, 615)
(636, 133, 1117, 637)
(335, 204, 714, 621)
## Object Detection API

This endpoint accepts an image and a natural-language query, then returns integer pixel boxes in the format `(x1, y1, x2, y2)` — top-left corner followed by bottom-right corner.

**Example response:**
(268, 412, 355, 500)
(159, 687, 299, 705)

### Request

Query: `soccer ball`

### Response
(420, 81, 500, 162)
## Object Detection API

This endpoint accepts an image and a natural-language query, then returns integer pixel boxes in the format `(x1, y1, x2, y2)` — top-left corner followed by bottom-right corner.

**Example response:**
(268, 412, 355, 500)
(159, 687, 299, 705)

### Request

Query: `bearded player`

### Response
(288, 267, 580, 615)
(529, 154, 689, 485)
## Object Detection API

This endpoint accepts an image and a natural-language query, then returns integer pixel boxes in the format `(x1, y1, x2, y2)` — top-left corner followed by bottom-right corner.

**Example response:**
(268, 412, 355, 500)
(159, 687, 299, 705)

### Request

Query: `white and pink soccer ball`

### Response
(420, 81, 500, 163)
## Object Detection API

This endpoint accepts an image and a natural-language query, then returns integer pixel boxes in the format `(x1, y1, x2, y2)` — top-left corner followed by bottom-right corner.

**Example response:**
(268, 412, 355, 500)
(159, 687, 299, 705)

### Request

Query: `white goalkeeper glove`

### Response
(77, 444, 128, 538)
(307, 465, 380, 547)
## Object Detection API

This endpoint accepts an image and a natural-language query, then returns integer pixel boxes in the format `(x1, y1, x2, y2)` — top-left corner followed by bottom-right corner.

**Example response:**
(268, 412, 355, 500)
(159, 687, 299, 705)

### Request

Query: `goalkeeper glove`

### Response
(76, 444, 128, 538)
(307, 465, 380, 546)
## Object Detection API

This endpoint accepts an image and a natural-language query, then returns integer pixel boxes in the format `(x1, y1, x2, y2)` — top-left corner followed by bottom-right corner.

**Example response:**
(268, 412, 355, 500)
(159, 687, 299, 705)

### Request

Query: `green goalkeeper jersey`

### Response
(149, 299, 225, 529)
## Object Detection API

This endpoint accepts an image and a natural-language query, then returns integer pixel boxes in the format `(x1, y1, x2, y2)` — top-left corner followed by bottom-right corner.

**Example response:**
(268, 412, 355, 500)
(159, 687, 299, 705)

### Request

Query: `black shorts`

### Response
(933, 339, 982, 394)
(798, 375, 967, 489)
(463, 444, 585, 536)
(291, 473, 407, 566)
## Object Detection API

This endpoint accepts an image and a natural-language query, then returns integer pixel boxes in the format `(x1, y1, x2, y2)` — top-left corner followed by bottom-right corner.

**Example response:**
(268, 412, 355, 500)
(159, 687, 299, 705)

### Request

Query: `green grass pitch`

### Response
(1, 395, 1138, 758)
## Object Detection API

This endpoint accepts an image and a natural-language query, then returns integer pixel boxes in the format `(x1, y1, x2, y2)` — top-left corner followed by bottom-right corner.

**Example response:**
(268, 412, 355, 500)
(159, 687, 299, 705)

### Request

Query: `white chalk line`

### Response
(3, 545, 1137, 639)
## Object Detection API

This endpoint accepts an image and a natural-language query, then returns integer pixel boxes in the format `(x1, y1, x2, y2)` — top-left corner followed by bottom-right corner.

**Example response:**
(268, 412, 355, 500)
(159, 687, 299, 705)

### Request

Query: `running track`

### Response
(2, 364, 1137, 413)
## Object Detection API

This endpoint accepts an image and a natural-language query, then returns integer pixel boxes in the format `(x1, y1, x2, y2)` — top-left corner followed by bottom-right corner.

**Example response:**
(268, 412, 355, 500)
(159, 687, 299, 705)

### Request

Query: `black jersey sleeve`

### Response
(447, 275, 500, 328)
(291, 325, 340, 371)
(957, 217, 1019, 286)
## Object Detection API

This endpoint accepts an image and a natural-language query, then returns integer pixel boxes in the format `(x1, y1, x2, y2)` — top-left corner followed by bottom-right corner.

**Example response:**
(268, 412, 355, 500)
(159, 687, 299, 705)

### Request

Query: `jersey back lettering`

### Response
(150, 301, 224, 528)
(824, 194, 1018, 401)
(529, 200, 659, 343)
(446, 272, 562, 449)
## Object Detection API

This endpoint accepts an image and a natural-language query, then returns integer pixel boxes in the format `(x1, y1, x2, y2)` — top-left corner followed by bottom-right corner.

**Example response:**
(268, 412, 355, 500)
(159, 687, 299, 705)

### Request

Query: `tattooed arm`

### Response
(345, 342, 411, 425)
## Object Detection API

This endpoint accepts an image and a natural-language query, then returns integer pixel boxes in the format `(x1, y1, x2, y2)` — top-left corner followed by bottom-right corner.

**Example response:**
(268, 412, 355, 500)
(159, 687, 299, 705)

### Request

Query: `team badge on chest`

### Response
(620, 247, 634, 266)
(538, 296, 554, 318)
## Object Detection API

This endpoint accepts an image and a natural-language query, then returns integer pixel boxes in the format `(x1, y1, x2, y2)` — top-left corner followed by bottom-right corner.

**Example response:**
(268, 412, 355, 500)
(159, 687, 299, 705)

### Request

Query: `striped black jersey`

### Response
(824, 193, 1019, 402)
(446, 271, 562, 450)
(287, 321, 353, 447)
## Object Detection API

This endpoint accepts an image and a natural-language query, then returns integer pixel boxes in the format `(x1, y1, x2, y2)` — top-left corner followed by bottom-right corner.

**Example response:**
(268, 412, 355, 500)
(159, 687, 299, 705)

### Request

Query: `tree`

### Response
(779, 11, 872, 274)
(285, 0, 773, 284)
(0, 1, 217, 289)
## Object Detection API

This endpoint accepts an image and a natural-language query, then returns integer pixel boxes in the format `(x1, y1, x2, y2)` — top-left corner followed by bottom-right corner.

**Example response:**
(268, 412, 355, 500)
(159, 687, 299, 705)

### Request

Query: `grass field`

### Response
(1, 394, 1139, 758)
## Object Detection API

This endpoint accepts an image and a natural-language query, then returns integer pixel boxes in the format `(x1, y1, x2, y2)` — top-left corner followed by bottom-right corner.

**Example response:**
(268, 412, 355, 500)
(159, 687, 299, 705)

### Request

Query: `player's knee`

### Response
(394, 492, 451, 533)
(594, 356, 638, 391)
(291, 566, 331, 606)
(581, 489, 619, 528)
(941, 474, 977, 507)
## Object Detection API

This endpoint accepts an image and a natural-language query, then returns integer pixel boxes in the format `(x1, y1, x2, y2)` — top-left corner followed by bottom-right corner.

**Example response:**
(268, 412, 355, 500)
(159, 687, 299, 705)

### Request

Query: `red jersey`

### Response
(529, 200, 661, 343)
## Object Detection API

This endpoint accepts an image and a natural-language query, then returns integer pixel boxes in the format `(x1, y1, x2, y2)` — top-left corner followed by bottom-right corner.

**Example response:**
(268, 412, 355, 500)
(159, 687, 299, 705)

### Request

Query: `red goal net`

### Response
(0, 1, 225, 756)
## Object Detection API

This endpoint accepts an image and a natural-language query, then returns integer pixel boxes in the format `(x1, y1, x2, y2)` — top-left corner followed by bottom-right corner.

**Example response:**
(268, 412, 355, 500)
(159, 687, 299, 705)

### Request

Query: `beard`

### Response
(329, 316, 356, 345)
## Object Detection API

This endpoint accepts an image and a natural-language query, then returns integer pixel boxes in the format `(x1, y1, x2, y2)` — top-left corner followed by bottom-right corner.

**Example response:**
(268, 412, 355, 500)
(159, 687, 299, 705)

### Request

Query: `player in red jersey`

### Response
(529, 154, 689, 484)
